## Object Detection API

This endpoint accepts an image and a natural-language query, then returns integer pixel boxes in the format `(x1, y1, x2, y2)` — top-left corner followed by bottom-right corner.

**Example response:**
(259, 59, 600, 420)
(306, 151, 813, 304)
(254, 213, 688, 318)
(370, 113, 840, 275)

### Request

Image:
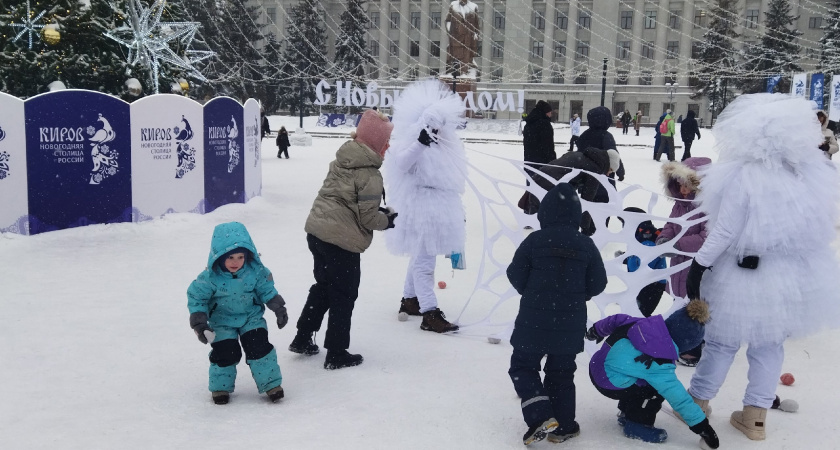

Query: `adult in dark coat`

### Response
(621, 110, 632, 135)
(507, 182, 608, 443)
(576, 106, 624, 182)
(653, 112, 667, 160)
(276, 126, 290, 159)
(261, 115, 270, 139)
(533, 147, 619, 236)
(679, 110, 701, 161)
(520, 100, 556, 214)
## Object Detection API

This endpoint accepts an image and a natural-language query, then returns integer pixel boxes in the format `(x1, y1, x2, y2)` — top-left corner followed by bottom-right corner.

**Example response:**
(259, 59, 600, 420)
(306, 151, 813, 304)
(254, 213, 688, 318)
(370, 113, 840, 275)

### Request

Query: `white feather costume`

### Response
(694, 94, 840, 345)
(383, 79, 467, 256)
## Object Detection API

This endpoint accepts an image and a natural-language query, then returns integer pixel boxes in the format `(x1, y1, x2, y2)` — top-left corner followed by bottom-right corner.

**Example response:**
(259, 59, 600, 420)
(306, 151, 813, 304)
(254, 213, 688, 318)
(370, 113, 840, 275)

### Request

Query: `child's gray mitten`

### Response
(266, 294, 288, 329)
(190, 312, 215, 344)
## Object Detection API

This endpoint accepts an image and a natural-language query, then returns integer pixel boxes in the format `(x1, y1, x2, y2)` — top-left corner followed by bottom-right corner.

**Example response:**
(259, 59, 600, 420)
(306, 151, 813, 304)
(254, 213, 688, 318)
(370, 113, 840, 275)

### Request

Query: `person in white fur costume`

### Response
(383, 79, 466, 333)
(683, 94, 840, 441)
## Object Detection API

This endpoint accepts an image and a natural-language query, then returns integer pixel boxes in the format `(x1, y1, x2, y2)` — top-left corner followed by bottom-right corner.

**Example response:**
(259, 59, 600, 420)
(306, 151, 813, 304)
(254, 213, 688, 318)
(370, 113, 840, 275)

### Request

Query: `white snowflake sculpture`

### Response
(9, 0, 46, 49)
(104, 0, 215, 93)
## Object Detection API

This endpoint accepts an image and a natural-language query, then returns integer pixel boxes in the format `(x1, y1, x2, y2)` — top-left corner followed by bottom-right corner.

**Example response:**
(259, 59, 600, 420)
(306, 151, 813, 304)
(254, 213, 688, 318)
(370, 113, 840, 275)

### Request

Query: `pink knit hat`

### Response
(353, 109, 394, 156)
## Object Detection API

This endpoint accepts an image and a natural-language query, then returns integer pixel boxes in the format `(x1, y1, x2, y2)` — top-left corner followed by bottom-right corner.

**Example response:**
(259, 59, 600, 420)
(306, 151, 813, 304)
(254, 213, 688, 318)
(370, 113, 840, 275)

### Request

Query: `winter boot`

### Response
(211, 391, 230, 405)
(398, 297, 422, 321)
(623, 419, 668, 443)
(546, 421, 580, 444)
(730, 405, 767, 441)
(675, 395, 712, 423)
(289, 331, 319, 355)
(420, 308, 459, 333)
(324, 349, 364, 370)
(266, 386, 284, 403)
(617, 411, 627, 426)
(523, 417, 559, 445)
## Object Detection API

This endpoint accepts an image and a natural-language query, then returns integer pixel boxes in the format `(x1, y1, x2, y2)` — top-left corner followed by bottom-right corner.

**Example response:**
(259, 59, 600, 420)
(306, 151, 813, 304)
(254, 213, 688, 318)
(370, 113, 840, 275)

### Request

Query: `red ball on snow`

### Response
(780, 373, 795, 386)
(437, 281, 447, 289)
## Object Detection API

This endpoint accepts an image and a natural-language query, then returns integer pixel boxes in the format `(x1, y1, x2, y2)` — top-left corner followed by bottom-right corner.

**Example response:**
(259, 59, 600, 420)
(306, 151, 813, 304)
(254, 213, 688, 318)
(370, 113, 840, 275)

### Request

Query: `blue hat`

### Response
(665, 299, 710, 353)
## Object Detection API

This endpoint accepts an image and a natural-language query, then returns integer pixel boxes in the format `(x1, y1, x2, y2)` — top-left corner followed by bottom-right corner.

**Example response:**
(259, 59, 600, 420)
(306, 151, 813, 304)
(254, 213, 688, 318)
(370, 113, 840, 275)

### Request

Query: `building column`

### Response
(562, 0, 579, 80)
(419, 0, 431, 74)
(480, 0, 494, 81)
(540, 0, 557, 83)
(399, 0, 411, 72)
(652, 0, 671, 86)
(378, 0, 390, 72)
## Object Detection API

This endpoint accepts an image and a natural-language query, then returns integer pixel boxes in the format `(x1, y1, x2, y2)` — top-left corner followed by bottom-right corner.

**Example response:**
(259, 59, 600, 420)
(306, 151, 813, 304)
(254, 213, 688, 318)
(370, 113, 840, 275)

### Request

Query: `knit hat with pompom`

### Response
(665, 299, 710, 353)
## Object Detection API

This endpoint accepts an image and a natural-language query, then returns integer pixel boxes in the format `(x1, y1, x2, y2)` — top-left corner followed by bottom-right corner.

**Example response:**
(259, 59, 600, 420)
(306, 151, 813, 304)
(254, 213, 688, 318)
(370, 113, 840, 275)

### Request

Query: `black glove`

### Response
(189, 312, 214, 345)
(820, 142, 830, 152)
(685, 260, 709, 300)
(386, 212, 398, 229)
(689, 418, 719, 449)
(585, 326, 604, 344)
(265, 294, 288, 330)
(418, 128, 433, 146)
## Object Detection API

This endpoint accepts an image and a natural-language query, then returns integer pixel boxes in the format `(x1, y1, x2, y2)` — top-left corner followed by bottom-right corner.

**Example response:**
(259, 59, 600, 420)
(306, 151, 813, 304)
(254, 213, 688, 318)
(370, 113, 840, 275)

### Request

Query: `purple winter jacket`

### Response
(658, 157, 711, 298)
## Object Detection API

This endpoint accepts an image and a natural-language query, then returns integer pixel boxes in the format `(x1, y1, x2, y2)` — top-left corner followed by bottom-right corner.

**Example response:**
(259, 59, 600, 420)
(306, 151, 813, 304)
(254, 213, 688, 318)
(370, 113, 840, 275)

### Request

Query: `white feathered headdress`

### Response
(389, 78, 466, 150)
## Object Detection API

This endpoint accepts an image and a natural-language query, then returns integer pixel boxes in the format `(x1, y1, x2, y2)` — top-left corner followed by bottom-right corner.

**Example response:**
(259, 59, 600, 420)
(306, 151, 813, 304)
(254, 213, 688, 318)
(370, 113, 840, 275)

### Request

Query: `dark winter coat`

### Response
(534, 148, 611, 202)
(523, 107, 556, 170)
(276, 131, 290, 149)
(577, 106, 624, 181)
(261, 117, 270, 138)
(679, 110, 701, 143)
(621, 113, 632, 127)
(507, 183, 608, 354)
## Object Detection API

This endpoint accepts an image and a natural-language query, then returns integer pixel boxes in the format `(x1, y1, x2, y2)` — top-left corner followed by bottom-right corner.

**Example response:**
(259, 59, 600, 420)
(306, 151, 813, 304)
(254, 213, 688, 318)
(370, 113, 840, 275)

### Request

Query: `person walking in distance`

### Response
(569, 113, 581, 152)
(679, 111, 701, 161)
(655, 110, 676, 162)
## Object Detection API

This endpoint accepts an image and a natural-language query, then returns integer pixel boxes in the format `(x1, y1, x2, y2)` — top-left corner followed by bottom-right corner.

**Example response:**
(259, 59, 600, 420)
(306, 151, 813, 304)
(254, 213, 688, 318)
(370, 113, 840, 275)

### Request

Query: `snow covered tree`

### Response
(334, 0, 373, 82)
(692, 0, 740, 119)
(738, 0, 802, 94)
(277, 0, 328, 115)
(0, 0, 138, 97)
(820, 0, 840, 93)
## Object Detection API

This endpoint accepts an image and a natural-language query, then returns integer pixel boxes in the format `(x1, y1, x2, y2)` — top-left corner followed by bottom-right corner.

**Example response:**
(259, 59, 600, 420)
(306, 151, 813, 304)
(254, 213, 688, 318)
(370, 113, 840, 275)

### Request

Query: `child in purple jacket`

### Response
(586, 300, 718, 448)
(655, 157, 711, 366)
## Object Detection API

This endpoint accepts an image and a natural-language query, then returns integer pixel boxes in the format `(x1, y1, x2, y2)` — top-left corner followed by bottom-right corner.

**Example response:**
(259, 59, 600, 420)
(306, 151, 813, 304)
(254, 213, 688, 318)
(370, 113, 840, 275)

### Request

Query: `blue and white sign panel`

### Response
(792, 73, 807, 98)
(810, 73, 825, 110)
(24, 90, 132, 234)
(0, 92, 28, 234)
(130, 95, 205, 221)
(203, 97, 244, 213)
(243, 98, 262, 202)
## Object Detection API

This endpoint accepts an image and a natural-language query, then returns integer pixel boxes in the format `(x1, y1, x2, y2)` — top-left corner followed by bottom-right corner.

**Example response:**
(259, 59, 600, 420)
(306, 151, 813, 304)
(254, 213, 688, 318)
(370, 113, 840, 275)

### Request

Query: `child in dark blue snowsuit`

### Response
(506, 183, 608, 445)
(618, 207, 667, 317)
(586, 300, 719, 448)
(187, 222, 288, 404)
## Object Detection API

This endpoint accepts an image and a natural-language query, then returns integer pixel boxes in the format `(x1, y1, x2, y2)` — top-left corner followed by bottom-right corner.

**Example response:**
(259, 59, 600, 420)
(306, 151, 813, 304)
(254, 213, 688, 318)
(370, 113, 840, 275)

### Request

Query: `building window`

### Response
(669, 11, 681, 29)
(369, 67, 379, 79)
(570, 100, 583, 117)
(617, 41, 631, 60)
(556, 11, 568, 29)
(476, 40, 482, 57)
(688, 71, 700, 87)
(691, 42, 703, 58)
(666, 72, 677, 84)
(616, 70, 629, 85)
(410, 11, 421, 29)
(533, 10, 545, 30)
(574, 73, 587, 84)
(638, 102, 650, 117)
(390, 12, 399, 29)
(576, 41, 590, 60)
(410, 41, 419, 57)
(579, 11, 591, 29)
(746, 9, 760, 28)
(551, 68, 564, 84)
(389, 41, 399, 57)
(554, 43, 566, 60)
(688, 103, 700, 116)
(429, 68, 439, 78)
(266, 7, 276, 24)
(620, 11, 633, 29)
(667, 41, 679, 58)
(491, 67, 503, 82)
(530, 67, 543, 83)
(645, 10, 656, 29)
(370, 40, 379, 57)
(640, 72, 652, 85)
(642, 41, 654, 59)
(389, 67, 399, 79)
(492, 41, 504, 58)
(694, 10, 706, 28)
(431, 11, 441, 29)
(810, 17, 824, 29)
(370, 12, 380, 29)
(494, 11, 505, 29)
(531, 41, 544, 58)
(408, 66, 419, 81)
(613, 102, 626, 115)
(430, 41, 440, 57)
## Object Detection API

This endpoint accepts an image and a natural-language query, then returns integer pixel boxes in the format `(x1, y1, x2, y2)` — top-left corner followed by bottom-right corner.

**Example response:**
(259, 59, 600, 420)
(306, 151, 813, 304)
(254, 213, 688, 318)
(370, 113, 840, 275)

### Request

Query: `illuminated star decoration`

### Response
(9, 0, 47, 49)
(104, 0, 215, 93)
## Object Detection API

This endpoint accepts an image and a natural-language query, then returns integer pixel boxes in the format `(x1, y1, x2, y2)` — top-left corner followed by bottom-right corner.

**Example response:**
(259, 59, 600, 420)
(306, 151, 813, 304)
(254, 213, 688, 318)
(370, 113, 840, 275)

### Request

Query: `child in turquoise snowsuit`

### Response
(187, 222, 288, 404)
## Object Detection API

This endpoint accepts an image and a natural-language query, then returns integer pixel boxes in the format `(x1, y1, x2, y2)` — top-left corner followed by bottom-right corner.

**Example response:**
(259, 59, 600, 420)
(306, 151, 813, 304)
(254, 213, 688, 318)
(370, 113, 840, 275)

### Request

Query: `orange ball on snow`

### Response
(437, 281, 447, 289)
(780, 373, 795, 386)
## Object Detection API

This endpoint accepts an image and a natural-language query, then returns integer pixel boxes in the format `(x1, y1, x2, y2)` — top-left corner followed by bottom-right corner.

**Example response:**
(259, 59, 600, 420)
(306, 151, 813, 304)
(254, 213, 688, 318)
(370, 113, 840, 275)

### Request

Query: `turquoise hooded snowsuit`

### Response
(187, 222, 283, 393)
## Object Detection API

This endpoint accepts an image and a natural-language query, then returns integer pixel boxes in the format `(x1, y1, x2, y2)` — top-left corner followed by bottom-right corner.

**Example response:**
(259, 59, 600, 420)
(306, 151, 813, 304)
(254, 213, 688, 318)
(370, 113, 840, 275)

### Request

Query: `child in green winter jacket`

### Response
(187, 222, 288, 405)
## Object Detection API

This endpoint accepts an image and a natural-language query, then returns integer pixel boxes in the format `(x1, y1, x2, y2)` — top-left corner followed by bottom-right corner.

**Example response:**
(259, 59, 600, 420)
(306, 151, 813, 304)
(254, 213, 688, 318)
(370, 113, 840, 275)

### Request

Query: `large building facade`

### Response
(254, 0, 831, 124)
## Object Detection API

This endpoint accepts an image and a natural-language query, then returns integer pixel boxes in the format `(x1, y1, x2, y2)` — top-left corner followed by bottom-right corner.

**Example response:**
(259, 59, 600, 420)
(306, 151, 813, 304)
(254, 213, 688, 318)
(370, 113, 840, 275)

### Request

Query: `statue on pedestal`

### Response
(445, 0, 480, 78)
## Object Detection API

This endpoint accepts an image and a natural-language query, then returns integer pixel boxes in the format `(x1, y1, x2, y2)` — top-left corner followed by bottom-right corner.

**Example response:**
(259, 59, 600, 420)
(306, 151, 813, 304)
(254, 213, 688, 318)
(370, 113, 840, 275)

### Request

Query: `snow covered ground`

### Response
(3, 116, 838, 449)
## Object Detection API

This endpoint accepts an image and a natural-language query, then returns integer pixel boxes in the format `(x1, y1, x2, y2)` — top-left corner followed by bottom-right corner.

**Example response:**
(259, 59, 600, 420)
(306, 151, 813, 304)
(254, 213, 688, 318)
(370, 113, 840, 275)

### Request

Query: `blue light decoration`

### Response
(9, 0, 47, 49)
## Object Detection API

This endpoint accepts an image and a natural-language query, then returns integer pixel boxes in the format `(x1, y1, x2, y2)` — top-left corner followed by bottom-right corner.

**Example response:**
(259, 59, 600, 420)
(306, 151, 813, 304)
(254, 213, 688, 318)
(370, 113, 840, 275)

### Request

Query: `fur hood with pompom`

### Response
(660, 157, 711, 198)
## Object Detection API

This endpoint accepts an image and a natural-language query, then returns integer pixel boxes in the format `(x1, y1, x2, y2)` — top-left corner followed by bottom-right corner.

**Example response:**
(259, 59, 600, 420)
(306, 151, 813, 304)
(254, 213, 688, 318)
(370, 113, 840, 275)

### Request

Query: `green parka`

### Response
(304, 140, 390, 253)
